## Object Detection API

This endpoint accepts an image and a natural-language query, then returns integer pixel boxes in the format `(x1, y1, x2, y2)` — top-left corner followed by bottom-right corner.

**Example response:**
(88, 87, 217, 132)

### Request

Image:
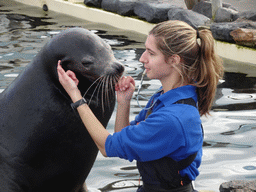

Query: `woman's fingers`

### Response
(115, 76, 135, 102)
(66, 70, 79, 86)
(57, 60, 80, 97)
(57, 60, 65, 77)
(116, 76, 135, 91)
(57, 60, 78, 86)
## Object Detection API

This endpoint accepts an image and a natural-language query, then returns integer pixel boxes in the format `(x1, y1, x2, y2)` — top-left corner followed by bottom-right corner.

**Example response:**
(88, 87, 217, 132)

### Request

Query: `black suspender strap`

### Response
(174, 98, 196, 107)
(174, 98, 204, 170)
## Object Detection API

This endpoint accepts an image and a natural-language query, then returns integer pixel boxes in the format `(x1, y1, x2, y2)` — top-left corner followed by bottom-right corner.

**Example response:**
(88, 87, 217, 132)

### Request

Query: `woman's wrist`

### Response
(70, 89, 83, 103)
(117, 100, 131, 107)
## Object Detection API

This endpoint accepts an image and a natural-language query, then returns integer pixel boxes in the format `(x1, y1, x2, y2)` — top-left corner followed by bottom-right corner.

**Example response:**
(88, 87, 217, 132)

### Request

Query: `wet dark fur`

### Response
(0, 28, 124, 192)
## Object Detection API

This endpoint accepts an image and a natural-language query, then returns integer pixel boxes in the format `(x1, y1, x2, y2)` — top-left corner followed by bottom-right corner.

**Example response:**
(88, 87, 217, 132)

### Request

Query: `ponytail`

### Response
(149, 20, 224, 116)
(194, 29, 224, 116)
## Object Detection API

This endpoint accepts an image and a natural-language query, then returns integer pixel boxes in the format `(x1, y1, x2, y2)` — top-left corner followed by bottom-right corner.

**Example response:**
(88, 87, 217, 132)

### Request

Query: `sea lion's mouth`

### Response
(79, 60, 124, 111)
(80, 73, 121, 113)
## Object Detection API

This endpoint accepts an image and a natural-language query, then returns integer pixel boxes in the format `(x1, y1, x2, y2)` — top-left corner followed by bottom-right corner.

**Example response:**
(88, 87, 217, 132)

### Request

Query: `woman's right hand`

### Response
(57, 60, 81, 102)
(115, 76, 135, 103)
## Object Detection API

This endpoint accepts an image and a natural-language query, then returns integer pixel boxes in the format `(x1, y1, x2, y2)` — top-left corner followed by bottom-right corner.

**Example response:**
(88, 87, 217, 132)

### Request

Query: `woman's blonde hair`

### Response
(149, 20, 224, 116)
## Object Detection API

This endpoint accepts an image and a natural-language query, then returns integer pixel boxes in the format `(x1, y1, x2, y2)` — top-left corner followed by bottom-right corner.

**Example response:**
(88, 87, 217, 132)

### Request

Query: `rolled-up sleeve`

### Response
(105, 108, 186, 162)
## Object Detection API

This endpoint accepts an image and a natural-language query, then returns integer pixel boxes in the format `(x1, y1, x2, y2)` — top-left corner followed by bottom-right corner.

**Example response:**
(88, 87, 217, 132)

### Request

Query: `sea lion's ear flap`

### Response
(59, 57, 72, 71)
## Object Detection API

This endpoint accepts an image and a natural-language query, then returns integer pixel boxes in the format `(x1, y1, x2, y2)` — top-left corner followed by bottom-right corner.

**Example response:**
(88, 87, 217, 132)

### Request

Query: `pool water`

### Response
(1, 1, 256, 192)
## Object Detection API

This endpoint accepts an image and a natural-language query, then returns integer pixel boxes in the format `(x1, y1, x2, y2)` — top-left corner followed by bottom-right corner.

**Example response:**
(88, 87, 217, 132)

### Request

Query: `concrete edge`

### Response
(15, 0, 154, 35)
(14, 0, 256, 66)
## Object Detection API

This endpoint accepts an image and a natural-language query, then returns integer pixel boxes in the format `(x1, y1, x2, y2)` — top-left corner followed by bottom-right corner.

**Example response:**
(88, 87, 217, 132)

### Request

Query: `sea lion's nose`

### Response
(113, 61, 124, 75)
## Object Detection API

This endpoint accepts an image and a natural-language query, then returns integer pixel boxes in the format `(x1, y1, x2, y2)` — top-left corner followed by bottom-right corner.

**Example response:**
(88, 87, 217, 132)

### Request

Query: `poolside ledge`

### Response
(15, 0, 256, 69)
(15, 0, 154, 36)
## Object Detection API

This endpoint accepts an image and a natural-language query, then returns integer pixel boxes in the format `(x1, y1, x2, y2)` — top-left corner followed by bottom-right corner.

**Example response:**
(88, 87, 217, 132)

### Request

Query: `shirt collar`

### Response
(157, 85, 197, 106)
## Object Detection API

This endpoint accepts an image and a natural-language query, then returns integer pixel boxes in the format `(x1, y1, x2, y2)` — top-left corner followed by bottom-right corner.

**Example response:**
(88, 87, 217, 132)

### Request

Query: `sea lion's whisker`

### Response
(111, 75, 117, 96)
(110, 75, 114, 108)
(82, 76, 103, 99)
(112, 74, 119, 92)
(109, 76, 113, 98)
(83, 74, 121, 114)
(101, 78, 104, 113)
(108, 75, 114, 108)
(105, 75, 111, 110)
(99, 76, 106, 113)
(88, 77, 103, 105)
(94, 77, 104, 108)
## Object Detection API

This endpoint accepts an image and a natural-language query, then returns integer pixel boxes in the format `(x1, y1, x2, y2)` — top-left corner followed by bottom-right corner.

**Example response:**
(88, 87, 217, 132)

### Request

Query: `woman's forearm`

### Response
(115, 102, 131, 133)
(77, 104, 109, 157)
(71, 95, 109, 157)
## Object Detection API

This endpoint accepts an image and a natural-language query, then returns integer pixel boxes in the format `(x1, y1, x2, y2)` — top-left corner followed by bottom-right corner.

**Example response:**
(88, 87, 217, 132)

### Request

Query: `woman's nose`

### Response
(139, 51, 146, 64)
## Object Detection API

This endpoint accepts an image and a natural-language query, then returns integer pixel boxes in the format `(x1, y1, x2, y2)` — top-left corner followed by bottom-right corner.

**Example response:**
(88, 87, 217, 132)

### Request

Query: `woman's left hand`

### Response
(115, 76, 135, 103)
(57, 60, 81, 100)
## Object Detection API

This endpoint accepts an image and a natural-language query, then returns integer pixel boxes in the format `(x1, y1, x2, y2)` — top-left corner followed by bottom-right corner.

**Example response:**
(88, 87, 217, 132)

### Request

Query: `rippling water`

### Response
(1, 1, 256, 192)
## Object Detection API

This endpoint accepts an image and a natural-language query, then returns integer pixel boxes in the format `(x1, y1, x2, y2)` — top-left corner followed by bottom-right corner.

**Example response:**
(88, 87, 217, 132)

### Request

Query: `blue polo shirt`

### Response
(105, 85, 203, 180)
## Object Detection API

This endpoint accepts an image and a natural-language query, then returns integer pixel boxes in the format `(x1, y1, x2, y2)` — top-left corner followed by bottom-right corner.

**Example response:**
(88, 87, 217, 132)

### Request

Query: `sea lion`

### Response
(0, 27, 124, 192)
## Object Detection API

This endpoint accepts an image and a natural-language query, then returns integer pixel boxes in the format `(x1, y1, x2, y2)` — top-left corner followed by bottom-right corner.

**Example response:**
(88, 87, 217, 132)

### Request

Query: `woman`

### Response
(57, 20, 223, 192)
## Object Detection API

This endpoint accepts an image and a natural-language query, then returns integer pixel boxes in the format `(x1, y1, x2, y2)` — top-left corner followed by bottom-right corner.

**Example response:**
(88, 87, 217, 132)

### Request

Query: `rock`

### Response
(234, 11, 256, 22)
(230, 28, 256, 47)
(134, 2, 172, 23)
(167, 5, 184, 16)
(211, 20, 256, 42)
(214, 7, 239, 23)
(84, 0, 102, 8)
(95, 0, 137, 15)
(117, 0, 137, 16)
(220, 180, 256, 192)
(102, 0, 119, 13)
(184, 0, 201, 10)
(168, 6, 210, 29)
(222, 2, 238, 11)
(192, 1, 213, 19)
(193, 1, 239, 19)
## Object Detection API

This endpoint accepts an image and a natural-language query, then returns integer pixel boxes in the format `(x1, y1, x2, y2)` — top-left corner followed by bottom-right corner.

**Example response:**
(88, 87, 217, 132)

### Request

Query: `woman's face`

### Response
(139, 35, 172, 82)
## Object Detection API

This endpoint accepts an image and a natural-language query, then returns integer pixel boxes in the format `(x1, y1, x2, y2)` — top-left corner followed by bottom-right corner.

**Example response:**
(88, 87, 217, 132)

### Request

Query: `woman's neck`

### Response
(161, 73, 188, 93)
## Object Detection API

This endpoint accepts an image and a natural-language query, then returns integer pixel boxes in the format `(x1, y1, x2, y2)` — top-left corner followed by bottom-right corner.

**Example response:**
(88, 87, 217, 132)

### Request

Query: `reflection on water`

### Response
(99, 179, 141, 191)
(1, 1, 256, 192)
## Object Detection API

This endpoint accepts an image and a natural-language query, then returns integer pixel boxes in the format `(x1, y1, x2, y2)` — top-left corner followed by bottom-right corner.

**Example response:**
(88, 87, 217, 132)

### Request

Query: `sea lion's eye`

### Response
(82, 61, 93, 65)
(81, 57, 94, 66)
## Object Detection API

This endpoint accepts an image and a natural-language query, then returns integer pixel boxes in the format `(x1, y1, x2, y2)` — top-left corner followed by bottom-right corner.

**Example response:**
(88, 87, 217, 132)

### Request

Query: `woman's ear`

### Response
(168, 54, 181, 66)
